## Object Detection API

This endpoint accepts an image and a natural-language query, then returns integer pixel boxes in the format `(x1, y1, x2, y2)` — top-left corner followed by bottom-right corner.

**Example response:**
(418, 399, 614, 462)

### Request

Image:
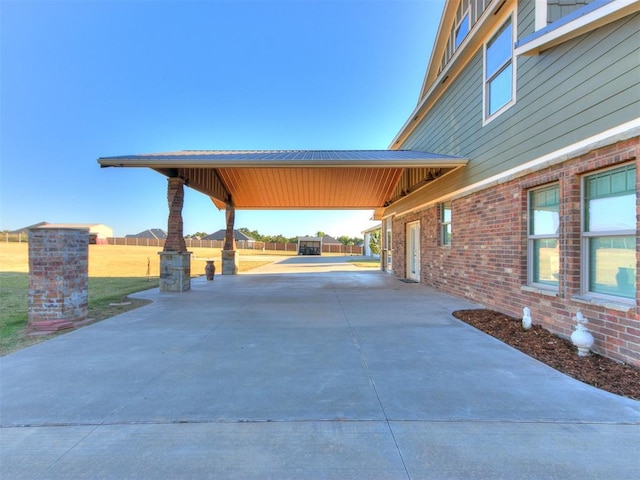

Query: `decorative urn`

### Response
(570, 310, 594, 356)
(205, 260, 216, 281)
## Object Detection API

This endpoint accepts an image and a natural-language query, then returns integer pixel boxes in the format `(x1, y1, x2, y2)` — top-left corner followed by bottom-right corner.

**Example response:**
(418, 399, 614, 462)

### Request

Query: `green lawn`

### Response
(0, 273, 159, 355)
(347, 258, 380, 268)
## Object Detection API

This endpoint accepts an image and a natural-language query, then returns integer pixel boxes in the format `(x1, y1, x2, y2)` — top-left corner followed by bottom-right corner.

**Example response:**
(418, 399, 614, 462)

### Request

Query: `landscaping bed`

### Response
(453, 309, 640, 401)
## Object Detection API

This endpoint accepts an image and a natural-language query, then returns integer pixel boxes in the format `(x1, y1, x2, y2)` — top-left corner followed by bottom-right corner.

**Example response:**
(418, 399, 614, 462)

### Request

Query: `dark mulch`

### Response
(452, 309, 640, 401)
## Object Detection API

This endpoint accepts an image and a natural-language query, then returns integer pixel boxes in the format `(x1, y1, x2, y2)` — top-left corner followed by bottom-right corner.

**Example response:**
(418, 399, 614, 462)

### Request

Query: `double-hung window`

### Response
(484, 17, 514, 120)
(582, 164, 636, 300)
(441, 202, 452, 246)
(528, 185, 560, 287)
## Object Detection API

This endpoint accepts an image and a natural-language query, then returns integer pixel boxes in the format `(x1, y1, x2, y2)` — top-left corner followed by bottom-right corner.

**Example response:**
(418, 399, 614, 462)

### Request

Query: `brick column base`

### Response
(221, 250, 238, 275)
(28, 228, 89, 333)
(159, 252, 191, 292)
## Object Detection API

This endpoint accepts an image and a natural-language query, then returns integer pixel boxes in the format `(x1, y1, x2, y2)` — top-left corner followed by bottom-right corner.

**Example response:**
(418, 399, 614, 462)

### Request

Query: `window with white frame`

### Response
(455, 11, 470, 48)
(484, 16, 514, 120)
(582, 164, 636, 300)
(528, 185, 560, 287)
(441, 202, 452, 246)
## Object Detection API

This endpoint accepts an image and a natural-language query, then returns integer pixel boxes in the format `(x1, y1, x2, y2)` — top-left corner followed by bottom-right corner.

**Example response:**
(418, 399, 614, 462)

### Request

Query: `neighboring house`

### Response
(362, 225, 381, 258)
(12, 222, 113, 244)
(202, 229, 256, 245)
(126, 228, 167, 240)
(320, 235, 341, 245)
(382, 0, 639, 365)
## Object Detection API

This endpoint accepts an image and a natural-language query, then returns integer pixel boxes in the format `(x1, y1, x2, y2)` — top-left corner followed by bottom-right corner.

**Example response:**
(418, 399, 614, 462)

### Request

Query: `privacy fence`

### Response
(1, 234, 363, 255)
(106, 237, 363, 255)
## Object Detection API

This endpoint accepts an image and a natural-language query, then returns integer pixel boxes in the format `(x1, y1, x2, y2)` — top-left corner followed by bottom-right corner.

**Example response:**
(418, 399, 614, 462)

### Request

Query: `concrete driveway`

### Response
(1, 256, 639, 479)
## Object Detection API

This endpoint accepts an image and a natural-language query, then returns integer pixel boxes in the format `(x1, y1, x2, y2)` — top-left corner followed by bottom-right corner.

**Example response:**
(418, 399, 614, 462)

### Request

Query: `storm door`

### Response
(406, 221, 420, 282)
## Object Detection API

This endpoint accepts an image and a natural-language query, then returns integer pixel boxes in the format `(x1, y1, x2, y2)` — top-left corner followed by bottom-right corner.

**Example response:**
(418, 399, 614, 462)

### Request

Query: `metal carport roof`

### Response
(98, 150, 467, 213)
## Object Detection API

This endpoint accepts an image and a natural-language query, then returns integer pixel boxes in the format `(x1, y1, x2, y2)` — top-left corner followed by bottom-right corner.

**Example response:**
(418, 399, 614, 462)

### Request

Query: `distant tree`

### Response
(267, 234, 290, 244)
(185, 232, 208, 239)
(238, 227, 264, 241)
(369, 230, 381, 255)
(315, 231, 326, 238)
(337, 235, 352, 246)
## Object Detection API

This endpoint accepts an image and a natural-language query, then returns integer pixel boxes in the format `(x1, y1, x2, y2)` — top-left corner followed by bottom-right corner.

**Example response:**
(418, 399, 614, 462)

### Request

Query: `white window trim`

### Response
(535, 0, 547, 31)
(482, 11, 517, 125)
(441, 202, 452, 246)
(527, 185, 560, 290)
(385, 224, 393, 273)
(579, 163, 637, 305)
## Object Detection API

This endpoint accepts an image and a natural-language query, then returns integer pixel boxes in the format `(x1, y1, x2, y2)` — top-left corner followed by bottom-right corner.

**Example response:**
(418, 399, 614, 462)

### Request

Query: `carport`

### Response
(98, 150, 467, 291)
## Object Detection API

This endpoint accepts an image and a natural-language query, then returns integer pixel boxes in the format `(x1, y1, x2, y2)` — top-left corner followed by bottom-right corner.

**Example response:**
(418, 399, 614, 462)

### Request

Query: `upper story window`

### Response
(440, 0, 478, 72)
(484, 16, 515, 121)
(455, 12, 470, 48)
(528, 184, 560, 288)
(582, 164, 636, 300)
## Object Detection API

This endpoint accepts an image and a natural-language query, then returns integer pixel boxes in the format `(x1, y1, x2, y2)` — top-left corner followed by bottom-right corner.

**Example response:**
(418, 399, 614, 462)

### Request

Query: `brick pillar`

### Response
(160, 177, 191, 292)
(223, 201, 236, 251)
(28, 228, 89, 333)
(222, 201, 238, 275)
(164, 177, 187, 253)
(561, 172, 582, 299)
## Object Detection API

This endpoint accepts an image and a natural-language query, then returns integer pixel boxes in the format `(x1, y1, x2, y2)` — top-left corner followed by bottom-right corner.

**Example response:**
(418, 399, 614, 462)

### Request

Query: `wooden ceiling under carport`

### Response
(97, 150, 467, 212)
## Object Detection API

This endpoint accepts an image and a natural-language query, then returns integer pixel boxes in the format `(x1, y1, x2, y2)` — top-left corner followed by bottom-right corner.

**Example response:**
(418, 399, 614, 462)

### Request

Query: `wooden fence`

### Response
(105, 237, 363, 255)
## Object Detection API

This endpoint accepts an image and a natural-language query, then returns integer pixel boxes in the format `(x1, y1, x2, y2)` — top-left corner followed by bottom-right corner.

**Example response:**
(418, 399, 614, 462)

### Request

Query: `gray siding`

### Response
(548, 0, 593, 24)
(396, 8, 639, 211)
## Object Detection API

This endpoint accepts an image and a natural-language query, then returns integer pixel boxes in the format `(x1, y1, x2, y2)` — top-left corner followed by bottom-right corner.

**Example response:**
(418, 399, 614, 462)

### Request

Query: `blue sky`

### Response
(1, 0, 444, 238)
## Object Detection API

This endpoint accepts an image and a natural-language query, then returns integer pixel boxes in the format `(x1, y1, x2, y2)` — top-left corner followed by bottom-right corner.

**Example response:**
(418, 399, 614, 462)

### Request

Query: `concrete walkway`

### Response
(2, 256, 639, 479)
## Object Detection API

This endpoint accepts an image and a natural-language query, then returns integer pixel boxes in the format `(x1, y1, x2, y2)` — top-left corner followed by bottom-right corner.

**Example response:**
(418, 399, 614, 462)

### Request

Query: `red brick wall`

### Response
(392, 138, 640, 366)
(28, 228, 89, 332)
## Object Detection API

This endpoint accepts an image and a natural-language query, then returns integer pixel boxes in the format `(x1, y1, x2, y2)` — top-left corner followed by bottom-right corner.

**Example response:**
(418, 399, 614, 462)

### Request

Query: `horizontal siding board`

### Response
(479, 16, 639, 171)
(518, 0, 535, 38)
(394, 11, 639, 212)
(407, 53, 483, 157)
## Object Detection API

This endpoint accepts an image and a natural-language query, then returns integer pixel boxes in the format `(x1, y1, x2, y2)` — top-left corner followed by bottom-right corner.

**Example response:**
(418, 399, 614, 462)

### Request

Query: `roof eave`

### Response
(98, 156, 468, 170)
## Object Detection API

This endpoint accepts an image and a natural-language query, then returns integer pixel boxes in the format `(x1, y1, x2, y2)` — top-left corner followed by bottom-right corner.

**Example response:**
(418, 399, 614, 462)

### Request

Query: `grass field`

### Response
(0, 243, 291, 277)
(0, 243, 291, 355)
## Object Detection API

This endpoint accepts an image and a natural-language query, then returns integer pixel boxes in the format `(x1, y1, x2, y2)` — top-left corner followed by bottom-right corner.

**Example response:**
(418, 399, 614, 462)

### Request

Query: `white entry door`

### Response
(406, 222, 420, 282)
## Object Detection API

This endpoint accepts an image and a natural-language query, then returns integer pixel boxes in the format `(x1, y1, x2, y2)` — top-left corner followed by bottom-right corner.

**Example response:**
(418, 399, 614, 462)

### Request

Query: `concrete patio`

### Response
(1, 256, 639, 479)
